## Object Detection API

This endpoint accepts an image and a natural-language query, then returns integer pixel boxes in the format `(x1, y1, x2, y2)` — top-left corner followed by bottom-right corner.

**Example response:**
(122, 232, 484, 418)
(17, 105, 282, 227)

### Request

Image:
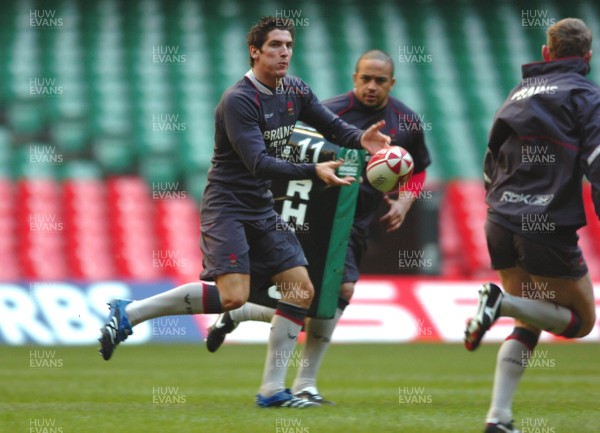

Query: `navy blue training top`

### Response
(484, 57, 600, 232)
(201, 70, 365, 222)
(324, 91, 431, 232)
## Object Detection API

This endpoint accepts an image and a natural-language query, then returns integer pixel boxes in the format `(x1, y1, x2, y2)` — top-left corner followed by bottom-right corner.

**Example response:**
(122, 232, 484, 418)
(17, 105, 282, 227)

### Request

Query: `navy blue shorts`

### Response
(200, 213, 308, 288)
(342, 227, 368, 284)
(485, 218, 588, 279)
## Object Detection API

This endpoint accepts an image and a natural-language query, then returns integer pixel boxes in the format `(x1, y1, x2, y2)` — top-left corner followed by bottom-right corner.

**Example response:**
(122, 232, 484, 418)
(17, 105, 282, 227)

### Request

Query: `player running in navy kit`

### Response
(463, 18, 600, 433)
(97, 17, 390, 409)
(206, 50, 431, 404)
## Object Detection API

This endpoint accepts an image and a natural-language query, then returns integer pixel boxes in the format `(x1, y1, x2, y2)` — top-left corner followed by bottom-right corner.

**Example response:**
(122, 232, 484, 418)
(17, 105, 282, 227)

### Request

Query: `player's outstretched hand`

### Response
(316, 159, 355, 186)
(360, 120, 391, 155)
(380, 195, 411, 232)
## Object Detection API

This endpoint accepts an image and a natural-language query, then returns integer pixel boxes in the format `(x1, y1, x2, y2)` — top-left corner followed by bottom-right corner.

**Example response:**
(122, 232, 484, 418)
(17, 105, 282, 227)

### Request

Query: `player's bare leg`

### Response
(99, 274, 247, 360)
(480, 266, 596, 431)
(256, 266, 319, 408)
(125, 273, 247, 326)
(481, 268, 595, 339)
(465, 268, 592, 352)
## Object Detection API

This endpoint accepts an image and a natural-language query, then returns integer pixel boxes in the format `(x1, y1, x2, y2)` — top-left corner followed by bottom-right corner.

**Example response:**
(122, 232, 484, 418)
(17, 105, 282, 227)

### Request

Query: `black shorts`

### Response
(200, 214, 308, 288)
(342, 228, 368, 284)
(485, 218, 588, 279)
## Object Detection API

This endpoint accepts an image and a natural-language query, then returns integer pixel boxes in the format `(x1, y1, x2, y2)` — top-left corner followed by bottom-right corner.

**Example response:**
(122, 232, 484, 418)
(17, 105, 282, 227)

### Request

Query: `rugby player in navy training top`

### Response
(463, 18, 600, 433)
(205, 50, 432, 405)
(97, 16, 390, 409)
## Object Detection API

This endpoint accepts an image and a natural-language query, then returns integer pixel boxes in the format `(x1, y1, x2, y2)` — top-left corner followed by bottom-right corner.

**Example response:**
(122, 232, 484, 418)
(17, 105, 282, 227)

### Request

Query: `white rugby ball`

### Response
(366, 146, 414, 192)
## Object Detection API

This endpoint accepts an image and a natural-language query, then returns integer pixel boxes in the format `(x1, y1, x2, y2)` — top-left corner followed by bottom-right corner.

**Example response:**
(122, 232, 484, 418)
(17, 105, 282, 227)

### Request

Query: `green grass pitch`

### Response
(2, 343, 599, 433)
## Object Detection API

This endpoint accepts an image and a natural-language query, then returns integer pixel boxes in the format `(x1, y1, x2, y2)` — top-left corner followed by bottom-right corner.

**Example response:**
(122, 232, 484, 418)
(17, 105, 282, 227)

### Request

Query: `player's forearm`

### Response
(226, 121, 317, 180)
(325, 116, 363, 149)
(395, 193, 416, 212)
(252, 154, 317, 180)
(302, 105, 363, 149)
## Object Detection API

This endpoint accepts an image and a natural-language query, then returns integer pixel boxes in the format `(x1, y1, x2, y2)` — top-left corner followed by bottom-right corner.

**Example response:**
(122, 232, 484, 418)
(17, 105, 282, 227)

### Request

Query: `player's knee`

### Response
(287, 279, 314, 307)
(220, 292, 249, 311)
(563, 309, 595, 339)
(575, 325, 593, 338)
(279, 279, 313, 307)
(302, 280, 314, 302)
(574, 313, 596, 338)
(340, 283, 355, 301)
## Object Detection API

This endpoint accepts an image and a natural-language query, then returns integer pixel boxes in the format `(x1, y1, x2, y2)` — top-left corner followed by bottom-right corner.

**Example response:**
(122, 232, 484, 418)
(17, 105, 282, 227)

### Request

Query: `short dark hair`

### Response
(355, 49, 395, 77)
(246, 16, 296, 67)
(547, 18, 592, 59)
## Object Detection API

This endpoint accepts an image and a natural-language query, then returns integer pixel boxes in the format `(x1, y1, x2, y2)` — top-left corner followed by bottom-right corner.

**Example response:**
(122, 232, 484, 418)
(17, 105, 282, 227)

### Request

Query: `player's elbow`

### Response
(251, 161, 271, 179)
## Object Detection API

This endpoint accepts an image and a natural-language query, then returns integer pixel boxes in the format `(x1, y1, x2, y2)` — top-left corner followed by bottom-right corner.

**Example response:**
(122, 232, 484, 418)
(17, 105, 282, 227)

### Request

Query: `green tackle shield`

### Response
(248, 126, 365, 318)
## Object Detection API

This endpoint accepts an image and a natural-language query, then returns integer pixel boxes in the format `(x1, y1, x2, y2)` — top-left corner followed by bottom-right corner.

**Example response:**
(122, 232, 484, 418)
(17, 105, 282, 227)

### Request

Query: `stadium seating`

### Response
(443, 181, 495, 278)
(581, 183, 600, 280)
(3, 175, 598, 281)
(0, 0, 599, 280)
(0, 179, 19, 280)
(17, 179, 68, 280)
(64, 179, 116, 279)
(106, 177, 162, 279)
(2, 0, 600, 189)
(155, 197, 203, 280)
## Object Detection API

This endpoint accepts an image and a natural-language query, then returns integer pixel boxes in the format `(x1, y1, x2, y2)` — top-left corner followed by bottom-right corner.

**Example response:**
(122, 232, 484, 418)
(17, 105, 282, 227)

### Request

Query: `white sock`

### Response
(500, 294, 579, 336)
(125, 282, 222, 326)
(259, 303, 306, 397)
(229, 302, 275, 323)
(486, 339, 531, 423)
(292, 307, 343, 393)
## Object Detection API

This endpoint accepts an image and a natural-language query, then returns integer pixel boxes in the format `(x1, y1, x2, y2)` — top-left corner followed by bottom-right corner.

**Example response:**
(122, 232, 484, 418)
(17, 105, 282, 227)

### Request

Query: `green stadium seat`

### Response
(59, 160, 103, 180)
(139, 154, 182, 187)
(50, 117, 90, 156)
(92, 135, 136, 174)
(0, 126, 12, 148)
(0, 127, 12, 178)
(1, 0, 599, 191)
(13, 143, 59, 179)
(6, 98, 46, 135)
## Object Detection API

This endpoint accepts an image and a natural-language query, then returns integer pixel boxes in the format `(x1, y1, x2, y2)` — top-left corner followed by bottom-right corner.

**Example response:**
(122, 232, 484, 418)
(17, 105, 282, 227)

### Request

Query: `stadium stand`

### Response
(0, 0, 599, 280)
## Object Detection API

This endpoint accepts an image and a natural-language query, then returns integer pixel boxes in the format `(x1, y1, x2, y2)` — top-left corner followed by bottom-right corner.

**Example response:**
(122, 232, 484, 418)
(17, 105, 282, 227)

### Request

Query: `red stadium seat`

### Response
(16, 179, 68, 280)
(444, 181, 494, 278)
(64, 180, 116, 279)
(441, 181, 600, 279)
(439, 186, 464, 278)
(0, 179, 20, 280)
(155, 197, 203, 280)
(582, 183, 600, 279)
(106, 177, 162, 279)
